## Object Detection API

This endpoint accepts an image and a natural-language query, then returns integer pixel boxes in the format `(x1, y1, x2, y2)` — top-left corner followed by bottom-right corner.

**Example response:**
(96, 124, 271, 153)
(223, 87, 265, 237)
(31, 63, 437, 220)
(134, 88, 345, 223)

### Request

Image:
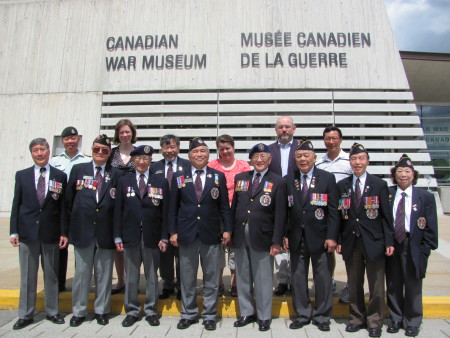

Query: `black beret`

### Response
(130, 145, 154, 156)
(349, 142, 368, 156)
(395, 154, 414, 169)
(296, 138, 314, 152)
(249, 143, 270, 159)
(189, 137, 208, 151)
(61, 126, 78, 138)
(93, 134, 111, 148)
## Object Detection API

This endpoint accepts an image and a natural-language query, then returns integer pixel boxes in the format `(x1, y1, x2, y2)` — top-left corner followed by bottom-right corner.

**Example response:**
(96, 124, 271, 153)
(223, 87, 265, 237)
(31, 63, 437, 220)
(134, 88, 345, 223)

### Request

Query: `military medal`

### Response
(288, 195, 294, 207)
(105, 172, 110, 182)
(48, 180, 62, 194)
(263, 182, 273, 193)
(52, 192, 59, 200)
(214, 174, 219, 186)
(211, 187, 219, 199)
(310, 193, 328, 206)
(130, 187, 135, 197)
(339, 198, 351, 219)
(413, 204, 418, 212)
(177, 176, 185, 188)
(364, 196, 379, 219)
(310, 176, 316, 189)
(92, 181, 98, 190)
(417, 217, 426, 229)
(110, 187, 116, 199)
(127, 187, 131, 197)
(294, 179, 300, 191)
(76, 179, 84, 190)
(148, 187, 163, 199)
(152, 198, 160, 206)
(366, 209, 378, 219)
(260, 194, 271, 206)
(315, 208, 325, 220)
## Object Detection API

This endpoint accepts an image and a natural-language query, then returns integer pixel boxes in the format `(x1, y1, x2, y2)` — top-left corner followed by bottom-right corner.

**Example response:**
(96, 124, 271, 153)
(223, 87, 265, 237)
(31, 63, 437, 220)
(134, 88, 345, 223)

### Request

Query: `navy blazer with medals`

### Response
(167, 164, 232, 245)
(388, 185, 438, 278)
(149, 156, 190, 178)
(286, 167, 339, 254)
(337, 172, 394, 262)
(10, 165, 67, 243)
(114, 172, 169, 248)
(65, 161, 121, 249)
(268, 139, 301, 177)
(231, 169, 287, 252)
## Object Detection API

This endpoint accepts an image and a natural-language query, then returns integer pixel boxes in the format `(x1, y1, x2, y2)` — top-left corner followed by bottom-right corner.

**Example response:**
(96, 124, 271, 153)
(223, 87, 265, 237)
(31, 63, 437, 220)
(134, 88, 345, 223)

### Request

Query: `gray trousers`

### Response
(72, 241, 115, 316)
(386, 237, 423, 328)
(124, 235, 160, 317)
(178, 237, 220, 321)
(234, 224, 274, 321)
(19, 240, 59, 320)
(290, 234, 333, 323)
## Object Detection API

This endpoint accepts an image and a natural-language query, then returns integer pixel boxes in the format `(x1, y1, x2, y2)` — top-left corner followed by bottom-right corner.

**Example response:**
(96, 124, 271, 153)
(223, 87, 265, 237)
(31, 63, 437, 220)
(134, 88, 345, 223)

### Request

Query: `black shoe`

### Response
(69, 316, 85, 327)
(13, 319, 33, 330)
(258, 319, 271, 331)
(59, 285, 66, 293)
(405, 326, 419, 337)
(387, 320, 402, 333)
(176, 290, 182, 300)
(368, 328, 382, 337)
(345, 323, 366, 332)
(146, 315, 160, 326)
(230, 286, 238, 297)
(289, 319, 311, 329)
(159, 288, 174, 299)
(312, 320, 330, 331)
(203, 320, 216, 331)
(177, 318, 198, 329)
(274, 283, 288, 296)
(122, 315, 138, 327)
(46, 314, 65, 324)
(95, 313, 109, 325)
(234, 315, 257, 327)
(111, 286, 125, 295)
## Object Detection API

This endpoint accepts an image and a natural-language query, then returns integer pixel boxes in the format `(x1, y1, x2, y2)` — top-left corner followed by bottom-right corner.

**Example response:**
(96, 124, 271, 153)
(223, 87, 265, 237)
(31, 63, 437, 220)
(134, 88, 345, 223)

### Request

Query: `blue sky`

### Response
(385, 0, 450, 53)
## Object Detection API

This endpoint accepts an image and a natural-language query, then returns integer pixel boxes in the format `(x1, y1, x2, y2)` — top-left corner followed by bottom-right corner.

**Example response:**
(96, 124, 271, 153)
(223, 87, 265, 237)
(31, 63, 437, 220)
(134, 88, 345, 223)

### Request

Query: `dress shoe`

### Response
(13, 318, 33, 330)
(312, 320, 330, 331)
(111, 285, 125, 295)
(289, 318, 311, 329)
(122, 315, 138, 327)
(203, 320, 216, 331)
(176, 290, 182, 300)
(46, 314, 65, 324)
(230, 286, 238, 297)
(69, 316, 85, 327)
(218, 284, 225, 297)
(405, 326, 420, 337)
(368, 328, 382, 337)
(274, 283, 288, 296)
(159, 288, 174, 299)
(177, 318, 198, 329)
(345, 323, 366, 332)
(95, 313, 109, 325)
(146, 315, 160, 326)
(234, 315, 257, 327)
(387, 320, 402, 333)
(258, 319, 271, 331)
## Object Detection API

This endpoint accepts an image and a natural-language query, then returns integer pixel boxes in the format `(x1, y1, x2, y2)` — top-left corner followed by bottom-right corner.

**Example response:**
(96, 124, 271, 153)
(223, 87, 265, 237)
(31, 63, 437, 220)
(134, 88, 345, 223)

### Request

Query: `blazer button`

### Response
(250, 199, 253, 202)
(93, 221, 96, 225)
(247, 210, 251, 214)
(356, 218, 359, 222)
(242, 222, 245, 225)
(36, 220, 39, 224)
(39, 209, 42, 212)
(302, 211, 305, 214)
(96, 208, 99, 212)
(198, 204, 201, 208)
(197, 216, 201, 220)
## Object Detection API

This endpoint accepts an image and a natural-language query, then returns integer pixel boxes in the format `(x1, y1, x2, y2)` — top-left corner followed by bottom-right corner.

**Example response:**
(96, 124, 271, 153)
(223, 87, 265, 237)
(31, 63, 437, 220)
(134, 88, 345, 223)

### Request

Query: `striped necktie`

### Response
(36, 167, 46, 206)
(394, 192, 407, 243)
(354, 177, 362, 209)
(194, 169, 203, 202)
(139, 174, 146, 199)
(166, 161, 173, 189)
(95, 166, 103, 194)
(252, 173, 261, 196)
(301, 174, 308, 201)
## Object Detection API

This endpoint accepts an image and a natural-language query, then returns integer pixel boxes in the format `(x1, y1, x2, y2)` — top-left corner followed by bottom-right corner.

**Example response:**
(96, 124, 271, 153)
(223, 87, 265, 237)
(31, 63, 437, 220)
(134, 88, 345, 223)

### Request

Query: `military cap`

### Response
(130, 145, 154, 156)
(61, 126, 78, 138)
(189, 137, 208, 151)
(296, 138, 314, 152)
(349, 142, 368, 156)
(395, 154, 414, 169)
(93, 134, 111, 148)
(249, 143, 270, 159)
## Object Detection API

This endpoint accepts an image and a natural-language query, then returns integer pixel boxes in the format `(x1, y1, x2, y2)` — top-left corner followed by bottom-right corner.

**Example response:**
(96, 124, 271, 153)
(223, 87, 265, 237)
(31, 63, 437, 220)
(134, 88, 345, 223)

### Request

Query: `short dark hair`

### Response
(113, 119, 137, 145)
(160, 134, 180, 147)
(323, 126, 343, 138)
(390, 166, 419, 186)
(216, 134, 235, 148)
(29, 138, 49, 152)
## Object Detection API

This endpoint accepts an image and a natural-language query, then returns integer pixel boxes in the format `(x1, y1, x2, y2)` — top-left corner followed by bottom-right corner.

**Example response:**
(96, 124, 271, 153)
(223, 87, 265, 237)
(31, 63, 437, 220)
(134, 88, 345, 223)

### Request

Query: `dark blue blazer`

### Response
(286, 167, 339, 253)
(149, 156, 190, 182)
(114, 172, 169, 248)
(65, 161, 121, 249)
(231, 170, 287, 252)
(388, 185, 438, 278)
(268, 139, 301, 177)
(337, 173, 394, 262)
(10, 165, 67, 243)
(167, 164, 232, 245)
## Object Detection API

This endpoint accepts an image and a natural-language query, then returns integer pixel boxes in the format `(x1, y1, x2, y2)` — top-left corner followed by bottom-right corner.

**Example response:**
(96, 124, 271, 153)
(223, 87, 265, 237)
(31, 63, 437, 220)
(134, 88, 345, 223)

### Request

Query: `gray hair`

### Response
(160, 134, 180, 147)
(29, 138, 49, 152)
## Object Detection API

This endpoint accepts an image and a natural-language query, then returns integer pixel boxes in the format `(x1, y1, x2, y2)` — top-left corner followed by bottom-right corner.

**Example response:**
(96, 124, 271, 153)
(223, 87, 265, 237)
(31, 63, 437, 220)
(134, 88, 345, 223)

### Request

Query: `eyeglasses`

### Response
(252, 154, 269, 160)
(93, 147, 109, 154)
(134, 156, 151, 162)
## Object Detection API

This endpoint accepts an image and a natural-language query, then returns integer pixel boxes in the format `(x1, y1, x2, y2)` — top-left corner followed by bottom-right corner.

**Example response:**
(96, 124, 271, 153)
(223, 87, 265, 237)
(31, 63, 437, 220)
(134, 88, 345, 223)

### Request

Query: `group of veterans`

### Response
(10, 116, 438, 337)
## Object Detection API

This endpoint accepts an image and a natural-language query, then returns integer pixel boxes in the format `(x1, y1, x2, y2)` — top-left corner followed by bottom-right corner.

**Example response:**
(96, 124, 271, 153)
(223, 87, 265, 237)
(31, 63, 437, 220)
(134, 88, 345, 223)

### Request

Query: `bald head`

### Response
(275, 116, 296, 145)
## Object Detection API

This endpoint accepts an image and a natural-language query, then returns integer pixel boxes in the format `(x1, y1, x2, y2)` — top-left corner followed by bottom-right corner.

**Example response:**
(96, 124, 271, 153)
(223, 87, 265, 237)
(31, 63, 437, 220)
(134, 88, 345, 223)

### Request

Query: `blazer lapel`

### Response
(251, 171, 266, 198)
(41, 167, 56, 207)
(98, 169, 112, 203)
(200, 168, 214, 202)
(184, 165, 198, 202)
(409, 186, 420, 236)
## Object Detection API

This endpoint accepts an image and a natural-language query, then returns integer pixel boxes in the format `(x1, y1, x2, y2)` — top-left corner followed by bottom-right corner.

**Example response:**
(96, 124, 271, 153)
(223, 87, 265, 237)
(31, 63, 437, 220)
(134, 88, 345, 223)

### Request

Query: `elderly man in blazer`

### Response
(386, 155, 438, 337)
(232, 143, 287, 332)
(284, 139, 339, 332)
(168, 137, 232, 331)
(337, 142, 394, 338)
(10, 138, 68, 330)
(114, 145, 169, 328)
(150, 134, 190, 300)
(65, 134, 121, 327)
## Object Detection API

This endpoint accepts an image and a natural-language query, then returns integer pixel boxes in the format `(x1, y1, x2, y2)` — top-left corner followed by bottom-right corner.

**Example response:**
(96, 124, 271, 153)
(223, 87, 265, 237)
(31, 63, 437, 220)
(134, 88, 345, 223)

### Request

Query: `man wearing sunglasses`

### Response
(65, 134, 121, 327)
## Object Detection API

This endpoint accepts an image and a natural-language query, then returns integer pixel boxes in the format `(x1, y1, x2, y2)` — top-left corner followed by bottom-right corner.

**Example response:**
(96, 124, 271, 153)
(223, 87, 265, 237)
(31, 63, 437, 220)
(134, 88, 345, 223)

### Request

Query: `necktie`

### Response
(354, 177, 361, 209)
(95, 166, 103, 194)
(37, 167, 46, 206)
(252, 173, 261, 196)
(394, 192, 407, 243)
(301, 174, 308, 201)
(194, 169, 203, 202)
(166, 161, 173, 189)
(139, 174, 146, 199)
